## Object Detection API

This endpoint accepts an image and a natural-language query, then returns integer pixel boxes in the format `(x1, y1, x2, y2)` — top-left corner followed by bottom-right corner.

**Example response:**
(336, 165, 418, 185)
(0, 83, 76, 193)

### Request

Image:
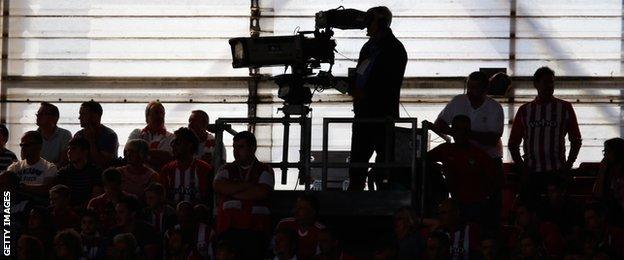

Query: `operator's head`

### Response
(366, 6, 392, 38)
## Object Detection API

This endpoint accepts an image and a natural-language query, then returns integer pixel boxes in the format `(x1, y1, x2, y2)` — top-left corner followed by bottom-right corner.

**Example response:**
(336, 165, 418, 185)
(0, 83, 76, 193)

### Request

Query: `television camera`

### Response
(229, 7, 369, 105)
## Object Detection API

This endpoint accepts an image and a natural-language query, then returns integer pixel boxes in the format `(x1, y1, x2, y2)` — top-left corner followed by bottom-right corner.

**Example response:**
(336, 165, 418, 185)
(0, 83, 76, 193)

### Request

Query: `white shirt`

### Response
(5, 158, 58, 185)
(437, 94, 504, 158)
(127, 128, 174, 152)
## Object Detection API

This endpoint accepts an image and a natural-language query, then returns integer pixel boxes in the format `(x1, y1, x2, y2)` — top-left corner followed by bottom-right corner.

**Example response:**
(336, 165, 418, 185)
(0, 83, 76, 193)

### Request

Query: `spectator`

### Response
(431, 71, 505, 229)
(80, 210, 104, 259)
(165, 228, 204, 260)
(393, 207, 425, 260)
(53, 229, 84, 260)
(189, 109, 226, 165)
(112, 233, 139, 260)
(143, 182, 176, 234)
(538, 180, 583, 235)
(432, 199, 480, 259)
(423, 230, 450, 260)
(36, 102, 72, 167)
(4, 131, 57, 199)
(593, 137, 624, 224)
(57, 137, 102, 208)
(0, 124, 17, 171)
(349, 6, 407, 191)
(118, 139, 159, 201)
(315, 228, 354, 260)
(583, 203, 624, 257)
(87, 168, 135, 232)
(274, 227, 298, 260)
(17, 235, 45, 260)
(49, 184, 80, 231)
(127, 101, 174, 170)
(513, 232, 547, 260)
(508, 67, 582, 205)
(24, 206, 55, 255)
(508, 203, 564, 258)
(276, 193, 326, 260)
(428, 115, 500, 228)
(480, 235, 505, 260)
(214, 131, 274, 258)
(108, 196, 160, 259)
(164, 201, 212, 260)
(214, 237, 241, 260)
(74, 101, 119, 168)
(160, 127, 213, 205)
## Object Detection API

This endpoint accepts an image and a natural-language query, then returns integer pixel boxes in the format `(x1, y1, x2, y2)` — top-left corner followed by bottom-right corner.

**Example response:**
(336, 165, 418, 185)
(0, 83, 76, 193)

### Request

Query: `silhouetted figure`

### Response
(431, 71, 505, 230)
(57, 137, 102, 208)
(348, 6, 407, 191)
(189, 109, 227, 165)
(36, 102, 72, 167)
(428, 115, 501, 228)
(508, 67, 582, 205)
(214, 131, 274, 259)
(276, 193, 326, 260)
(593, 138, 624, 226)
(127, 101, 174, 170)
(0, 124, 17, 171)
(74, 101, 119, 168)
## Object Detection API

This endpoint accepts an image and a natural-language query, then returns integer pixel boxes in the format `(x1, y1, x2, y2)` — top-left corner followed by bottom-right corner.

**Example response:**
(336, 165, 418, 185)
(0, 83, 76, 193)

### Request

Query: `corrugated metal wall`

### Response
(4, 0, 624, 189)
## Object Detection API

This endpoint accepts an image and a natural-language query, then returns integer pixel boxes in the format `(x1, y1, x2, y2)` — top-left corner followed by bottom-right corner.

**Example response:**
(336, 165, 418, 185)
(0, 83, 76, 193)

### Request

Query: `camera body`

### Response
(229, 8, 368, 105)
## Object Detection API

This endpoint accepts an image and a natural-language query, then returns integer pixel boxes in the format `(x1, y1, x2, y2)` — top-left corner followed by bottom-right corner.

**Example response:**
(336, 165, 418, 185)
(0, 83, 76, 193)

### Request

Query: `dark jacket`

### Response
(352, 28, 407, 118)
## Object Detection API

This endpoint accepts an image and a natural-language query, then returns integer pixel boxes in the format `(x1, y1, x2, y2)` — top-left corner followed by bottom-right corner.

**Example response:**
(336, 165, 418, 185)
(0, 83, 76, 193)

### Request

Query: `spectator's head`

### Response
(145, 101, 165, 127)
(102, 168, 123, 195)
(451, 115, 471, 144)
(27, 206, 52, 231)
(481, 235, 501, 260)
(113, 233, 138, 260)
(193, 203, 211, 225)
(0, 124, 9, 148)
(176, 201, 194, 225)
(466, 71, 489, 102)
(49, 184, 71, 209)
(36, 102, 60, 128)
(67, 137, 90, 165)
(53, 229, 83, 259)
(515, 203, 537, 228)
(233, 131, 257, 164)
(546, 179, 567, 205)
(584, 203, 607, 231)
(145, 182, 166, 208)
(533, 66, 555, 101)
(603, 137, 624, 165)
(124, 139, 149, 166)
(20, 131, 43, 162)
(172, 127, 199, 160)
(115, 196, 140, 227)
(394, 207, 418, 240)
(426, 230, 451, 260)
(274, 228, 298, 259)
(437, 198, 460, 228)
(18, 235, 44, 260)
(295, 193, 320, 226)
(317, 228, 340, 255)
(215, 238, 240, 260)
(189, 110, 210, 134)
(518, 232, 540, 258)
(80, 210, 99, 235)
(79, 101, 103, 128)
(366, 6, 392, 38)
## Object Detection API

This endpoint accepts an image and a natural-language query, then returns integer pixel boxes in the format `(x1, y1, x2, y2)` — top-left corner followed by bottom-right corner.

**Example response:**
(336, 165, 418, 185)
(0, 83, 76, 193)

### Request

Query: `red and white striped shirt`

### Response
(159, 159, 213, 204)
(509, 97, 582, 172)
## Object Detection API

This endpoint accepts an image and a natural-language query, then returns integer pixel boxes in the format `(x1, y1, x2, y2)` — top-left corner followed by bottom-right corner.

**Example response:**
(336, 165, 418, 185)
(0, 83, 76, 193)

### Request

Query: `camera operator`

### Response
(348, 6, 407, 191)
